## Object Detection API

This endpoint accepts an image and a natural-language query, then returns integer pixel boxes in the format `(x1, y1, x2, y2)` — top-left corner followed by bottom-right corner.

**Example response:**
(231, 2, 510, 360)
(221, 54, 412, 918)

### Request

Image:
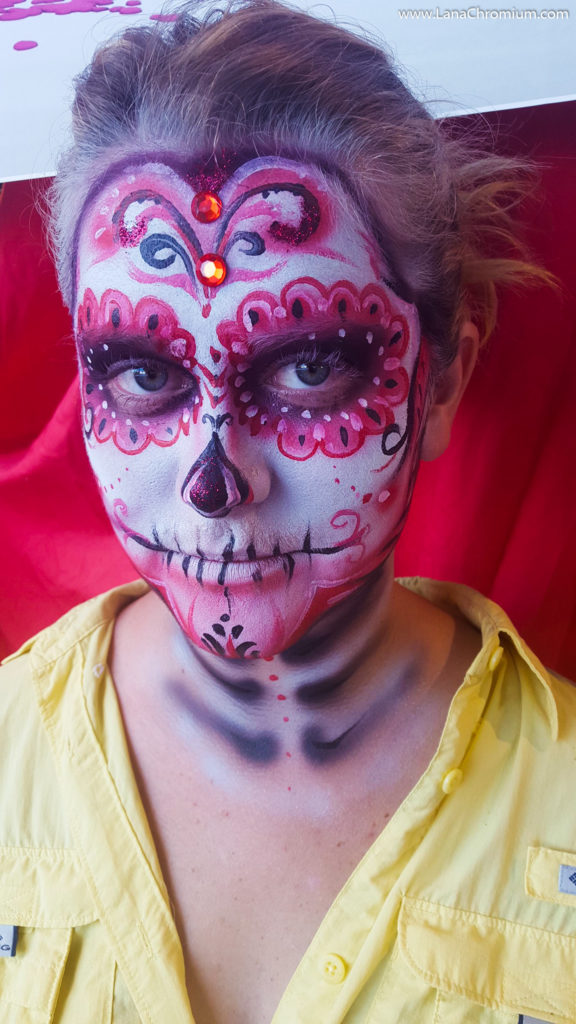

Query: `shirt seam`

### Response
(402, 893, 576, 942)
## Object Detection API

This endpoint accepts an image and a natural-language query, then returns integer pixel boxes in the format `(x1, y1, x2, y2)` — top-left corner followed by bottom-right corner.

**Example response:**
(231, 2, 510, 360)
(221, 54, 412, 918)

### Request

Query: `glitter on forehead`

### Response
(185, 150, 240, 193)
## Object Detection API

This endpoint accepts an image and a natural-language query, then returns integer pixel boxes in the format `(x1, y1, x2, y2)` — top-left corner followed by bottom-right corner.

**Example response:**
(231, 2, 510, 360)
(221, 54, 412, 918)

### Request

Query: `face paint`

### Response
(75, 156, 430, 660)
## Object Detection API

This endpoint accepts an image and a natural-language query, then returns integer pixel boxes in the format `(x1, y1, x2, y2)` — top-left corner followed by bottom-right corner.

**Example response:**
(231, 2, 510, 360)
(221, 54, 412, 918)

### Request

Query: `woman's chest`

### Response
(144, 773, 390, 1024)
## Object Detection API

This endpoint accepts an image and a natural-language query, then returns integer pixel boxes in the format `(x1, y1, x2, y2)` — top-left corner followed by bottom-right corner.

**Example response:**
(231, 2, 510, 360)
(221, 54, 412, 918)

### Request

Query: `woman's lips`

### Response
(180, 550, 295, 586)
(115, 503, 370, 586)
(126, 533, 298, 585)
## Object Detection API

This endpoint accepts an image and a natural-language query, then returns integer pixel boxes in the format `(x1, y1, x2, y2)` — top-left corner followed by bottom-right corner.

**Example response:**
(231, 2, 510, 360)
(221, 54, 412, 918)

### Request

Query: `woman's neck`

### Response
(110, 568, 477, 815)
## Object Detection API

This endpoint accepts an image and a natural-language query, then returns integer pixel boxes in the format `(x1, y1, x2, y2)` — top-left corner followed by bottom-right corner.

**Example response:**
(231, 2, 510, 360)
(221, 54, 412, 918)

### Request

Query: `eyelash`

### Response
(271, 345, 356, 375)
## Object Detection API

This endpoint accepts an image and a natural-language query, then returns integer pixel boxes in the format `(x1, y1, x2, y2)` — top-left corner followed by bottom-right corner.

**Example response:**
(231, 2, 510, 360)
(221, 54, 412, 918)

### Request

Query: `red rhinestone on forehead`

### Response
(196, 254, 227, 287)
(191, 190, 222, 223)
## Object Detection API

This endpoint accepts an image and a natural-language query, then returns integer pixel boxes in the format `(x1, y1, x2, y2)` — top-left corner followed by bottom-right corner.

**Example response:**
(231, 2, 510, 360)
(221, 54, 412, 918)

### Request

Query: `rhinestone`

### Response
(196, 254, 227, 287)
(191, 191, 222, 223)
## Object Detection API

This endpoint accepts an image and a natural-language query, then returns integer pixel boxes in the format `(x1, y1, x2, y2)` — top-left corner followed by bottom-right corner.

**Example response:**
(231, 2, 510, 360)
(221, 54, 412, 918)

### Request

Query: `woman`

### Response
(1, 2, 574, 1022)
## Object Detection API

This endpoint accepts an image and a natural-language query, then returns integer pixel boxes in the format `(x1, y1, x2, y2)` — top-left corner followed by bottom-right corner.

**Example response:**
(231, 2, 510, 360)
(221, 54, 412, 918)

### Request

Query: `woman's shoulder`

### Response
(0, 581, 148, 840)
(1, 580, 148, 676)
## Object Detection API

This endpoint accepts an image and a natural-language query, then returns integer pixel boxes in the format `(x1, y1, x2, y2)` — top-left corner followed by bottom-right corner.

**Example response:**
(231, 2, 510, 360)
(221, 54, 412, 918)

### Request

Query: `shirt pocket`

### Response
(398, 895, 576, 1024)
(0, 847, 101, 1023)
(0, 925, 72, 1024)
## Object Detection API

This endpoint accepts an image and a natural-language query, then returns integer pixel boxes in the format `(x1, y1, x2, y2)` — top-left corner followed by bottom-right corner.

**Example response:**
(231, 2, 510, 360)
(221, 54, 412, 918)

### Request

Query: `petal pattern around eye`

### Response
(78, 288, 201, 454)
(217, 278, 418, 461)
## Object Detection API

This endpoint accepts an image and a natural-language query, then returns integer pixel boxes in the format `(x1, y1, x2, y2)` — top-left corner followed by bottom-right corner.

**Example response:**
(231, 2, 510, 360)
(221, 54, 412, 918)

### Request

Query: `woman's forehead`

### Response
(73, 154, 392, 322)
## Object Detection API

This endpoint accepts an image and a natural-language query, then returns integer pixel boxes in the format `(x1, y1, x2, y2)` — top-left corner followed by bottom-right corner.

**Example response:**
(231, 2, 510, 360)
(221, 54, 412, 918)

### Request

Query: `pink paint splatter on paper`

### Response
(13, 37, 37, 46)
(0, 0, 144, 21)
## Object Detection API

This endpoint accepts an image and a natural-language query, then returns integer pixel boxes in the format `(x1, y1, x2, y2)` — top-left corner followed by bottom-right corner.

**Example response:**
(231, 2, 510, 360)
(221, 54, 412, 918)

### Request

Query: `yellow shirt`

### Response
(1, 579, 575, 1024)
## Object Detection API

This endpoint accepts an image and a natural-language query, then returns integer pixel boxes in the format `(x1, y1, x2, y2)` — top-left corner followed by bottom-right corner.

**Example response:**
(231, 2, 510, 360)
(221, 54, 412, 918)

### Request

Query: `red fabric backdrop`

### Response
(1, 101, 575, 676)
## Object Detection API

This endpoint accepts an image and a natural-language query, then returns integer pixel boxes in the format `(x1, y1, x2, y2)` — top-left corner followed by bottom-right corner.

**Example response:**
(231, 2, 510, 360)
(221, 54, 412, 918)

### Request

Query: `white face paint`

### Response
(74, 155, 429, 661)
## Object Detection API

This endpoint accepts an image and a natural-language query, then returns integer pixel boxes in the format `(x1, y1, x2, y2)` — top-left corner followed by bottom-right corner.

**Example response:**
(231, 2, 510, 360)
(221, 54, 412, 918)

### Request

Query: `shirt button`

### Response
(441, 767, 464, 794)
(489, 645, 504, 671)
(321, 953, 347, 984)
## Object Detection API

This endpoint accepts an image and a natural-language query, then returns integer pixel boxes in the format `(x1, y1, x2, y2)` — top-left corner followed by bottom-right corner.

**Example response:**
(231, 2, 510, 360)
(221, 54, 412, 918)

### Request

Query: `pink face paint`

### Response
(75, 157, 430, 663)
(13, 39, 37, 49)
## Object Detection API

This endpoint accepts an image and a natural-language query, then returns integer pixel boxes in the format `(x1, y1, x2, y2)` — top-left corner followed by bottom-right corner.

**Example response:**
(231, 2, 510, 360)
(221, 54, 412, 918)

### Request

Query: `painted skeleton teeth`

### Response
(235, 377, 245, 387)
(358, 398, 368, 408)
(301, 410, 311, 419)
(366, 332, 373, 343)
(338, 329, 346, 338)
(240, 391, 253, 403)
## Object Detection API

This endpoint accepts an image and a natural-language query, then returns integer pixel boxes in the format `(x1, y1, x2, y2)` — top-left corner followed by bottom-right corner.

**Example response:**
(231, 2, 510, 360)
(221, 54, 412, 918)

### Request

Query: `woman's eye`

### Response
(275, 361, 331, 389)
(93, 358, 197, 412)
(127, 365, 169, 393)
(261, 347, 361, 408)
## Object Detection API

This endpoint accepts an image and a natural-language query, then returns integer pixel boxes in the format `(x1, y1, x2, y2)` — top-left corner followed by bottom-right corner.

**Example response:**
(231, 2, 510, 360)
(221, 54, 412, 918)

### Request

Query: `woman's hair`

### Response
(47, 0, 551, 376)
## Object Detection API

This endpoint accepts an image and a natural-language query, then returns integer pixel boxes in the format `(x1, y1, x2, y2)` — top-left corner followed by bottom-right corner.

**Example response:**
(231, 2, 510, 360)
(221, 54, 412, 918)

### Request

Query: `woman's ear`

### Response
(421, 320, 480, 462)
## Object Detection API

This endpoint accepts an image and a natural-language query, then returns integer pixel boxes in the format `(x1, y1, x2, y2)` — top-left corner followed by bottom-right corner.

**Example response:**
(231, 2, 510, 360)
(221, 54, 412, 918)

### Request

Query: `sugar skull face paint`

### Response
(74, 156, 430, 659)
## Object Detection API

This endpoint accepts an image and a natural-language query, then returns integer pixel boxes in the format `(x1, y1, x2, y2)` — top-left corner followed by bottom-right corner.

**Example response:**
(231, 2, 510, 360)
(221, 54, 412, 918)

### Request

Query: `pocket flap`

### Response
(526, 846, 576, 908)
(0, 925, 72, 1020)
(0, 847, 97, 927)
(398, 895, 576, 1024)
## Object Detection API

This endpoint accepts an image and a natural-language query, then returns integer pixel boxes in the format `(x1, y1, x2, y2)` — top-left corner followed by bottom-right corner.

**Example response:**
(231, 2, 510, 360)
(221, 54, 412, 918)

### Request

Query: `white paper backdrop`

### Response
(1, 0, 575, 182)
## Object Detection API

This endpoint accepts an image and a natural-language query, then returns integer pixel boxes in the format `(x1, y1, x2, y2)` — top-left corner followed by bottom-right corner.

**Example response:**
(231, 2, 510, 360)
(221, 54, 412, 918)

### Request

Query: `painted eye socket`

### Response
(260, 346, 362, 409)
(93, 357, 198, 414)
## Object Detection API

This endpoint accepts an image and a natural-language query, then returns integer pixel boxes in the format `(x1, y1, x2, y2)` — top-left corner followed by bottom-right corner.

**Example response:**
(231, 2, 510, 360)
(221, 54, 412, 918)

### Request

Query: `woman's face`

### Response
(74, 155, 429, 659)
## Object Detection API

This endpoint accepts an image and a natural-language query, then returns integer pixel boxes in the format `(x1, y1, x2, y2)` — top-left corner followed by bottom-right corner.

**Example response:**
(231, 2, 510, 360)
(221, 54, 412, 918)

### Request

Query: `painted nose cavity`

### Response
(182, 432, 250, 518)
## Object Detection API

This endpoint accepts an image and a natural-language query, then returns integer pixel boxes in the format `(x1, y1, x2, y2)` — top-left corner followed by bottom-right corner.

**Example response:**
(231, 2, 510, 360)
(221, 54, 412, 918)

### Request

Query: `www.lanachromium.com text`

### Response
(398, 6, 570, 17)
